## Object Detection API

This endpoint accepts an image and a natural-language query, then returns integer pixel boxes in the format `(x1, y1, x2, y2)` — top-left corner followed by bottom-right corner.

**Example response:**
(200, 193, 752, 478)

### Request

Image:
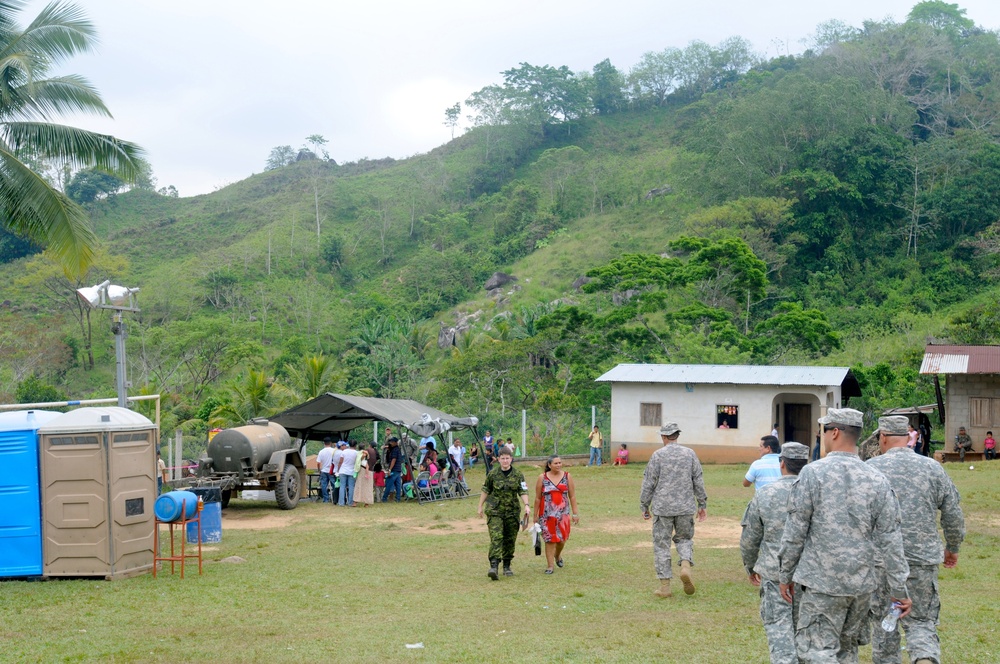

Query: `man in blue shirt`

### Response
(743, 435, 782, 490)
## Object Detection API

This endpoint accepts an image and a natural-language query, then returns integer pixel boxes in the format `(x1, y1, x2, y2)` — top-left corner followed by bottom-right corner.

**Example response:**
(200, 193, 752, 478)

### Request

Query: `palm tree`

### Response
(209, 370, 291, 428)
(285, 354, 346, 401)
(0, 1, 143, 277)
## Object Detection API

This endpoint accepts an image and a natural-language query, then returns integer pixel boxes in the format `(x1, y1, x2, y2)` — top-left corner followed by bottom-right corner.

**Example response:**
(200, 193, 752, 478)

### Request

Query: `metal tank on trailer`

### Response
(194, 419, 305, 510)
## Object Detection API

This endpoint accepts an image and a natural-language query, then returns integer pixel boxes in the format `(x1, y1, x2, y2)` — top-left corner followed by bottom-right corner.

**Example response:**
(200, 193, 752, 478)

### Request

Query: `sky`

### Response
(22, 0, 1000, 197)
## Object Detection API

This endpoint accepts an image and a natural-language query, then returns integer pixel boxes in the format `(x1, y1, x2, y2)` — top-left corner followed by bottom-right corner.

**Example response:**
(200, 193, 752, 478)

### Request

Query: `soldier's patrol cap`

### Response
(659, 422, 681, 436)
(779, 442, 809, 460)
(817, 408, 863, 428)
(877, 415, 909, 436)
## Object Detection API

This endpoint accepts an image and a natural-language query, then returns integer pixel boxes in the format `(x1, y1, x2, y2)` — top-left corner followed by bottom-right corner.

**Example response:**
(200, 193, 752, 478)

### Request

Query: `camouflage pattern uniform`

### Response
(867, 447, 965, 664)
(639, 443, 707, 579)
(482, 464, 528, 563)
(741, 475, 799, 664)
(953, 431, 972, 462)
(778, 452, 909, 663)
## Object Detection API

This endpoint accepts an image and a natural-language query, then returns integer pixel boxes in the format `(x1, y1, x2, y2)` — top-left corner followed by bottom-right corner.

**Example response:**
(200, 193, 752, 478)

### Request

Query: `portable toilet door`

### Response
(37, 407, 157, 579)
(0, 410, 61, 578)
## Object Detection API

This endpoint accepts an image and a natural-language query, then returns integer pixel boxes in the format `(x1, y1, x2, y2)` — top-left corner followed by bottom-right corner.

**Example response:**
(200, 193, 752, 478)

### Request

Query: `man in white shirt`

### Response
(316, 437, 335, 503)
(337, 441, 359, 506)
(448, 439, 465, 480)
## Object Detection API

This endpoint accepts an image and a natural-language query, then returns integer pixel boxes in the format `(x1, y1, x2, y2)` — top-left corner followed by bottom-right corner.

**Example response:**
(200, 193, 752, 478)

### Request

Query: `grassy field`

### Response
(2, 461, 997, 663)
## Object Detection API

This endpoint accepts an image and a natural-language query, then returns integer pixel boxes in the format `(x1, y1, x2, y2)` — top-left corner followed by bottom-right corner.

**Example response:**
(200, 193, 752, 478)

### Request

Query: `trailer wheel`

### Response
(275, 464, 300, 510)
(220, 489, 232, 509)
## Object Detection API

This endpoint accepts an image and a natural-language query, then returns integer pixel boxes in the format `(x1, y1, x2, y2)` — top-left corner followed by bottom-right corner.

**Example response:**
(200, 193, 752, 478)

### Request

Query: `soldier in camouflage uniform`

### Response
(778, 408, 911, 664)
(866, 416, 965, 664)
(477, 447, 530, 580)
(740, 442, 810, 664)
(639, 422, 707, 598)
(953, 426, 973, 462)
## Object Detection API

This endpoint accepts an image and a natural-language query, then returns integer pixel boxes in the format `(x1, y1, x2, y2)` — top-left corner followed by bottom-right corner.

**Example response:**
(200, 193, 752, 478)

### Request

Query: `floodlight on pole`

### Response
(75, 280, 141, 408)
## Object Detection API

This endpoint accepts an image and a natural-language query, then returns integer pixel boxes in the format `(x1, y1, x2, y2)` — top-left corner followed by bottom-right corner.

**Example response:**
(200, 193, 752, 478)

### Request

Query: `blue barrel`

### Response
(154, 491, 199, 522)
(186, 501, 221, 544)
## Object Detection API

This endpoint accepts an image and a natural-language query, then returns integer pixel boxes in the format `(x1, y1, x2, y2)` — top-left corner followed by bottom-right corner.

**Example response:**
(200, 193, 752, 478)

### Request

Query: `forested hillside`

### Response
(3, 1, 1000, 451)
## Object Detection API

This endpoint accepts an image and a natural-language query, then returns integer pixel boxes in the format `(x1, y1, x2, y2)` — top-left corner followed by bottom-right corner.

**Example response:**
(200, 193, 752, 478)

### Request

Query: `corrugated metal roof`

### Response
(920, 345, 1000, 374)
(595, 364, 850, 387)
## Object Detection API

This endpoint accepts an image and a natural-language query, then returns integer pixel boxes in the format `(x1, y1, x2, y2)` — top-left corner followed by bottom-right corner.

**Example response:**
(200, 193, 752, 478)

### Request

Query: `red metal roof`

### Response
(920, 345, 1000, 374)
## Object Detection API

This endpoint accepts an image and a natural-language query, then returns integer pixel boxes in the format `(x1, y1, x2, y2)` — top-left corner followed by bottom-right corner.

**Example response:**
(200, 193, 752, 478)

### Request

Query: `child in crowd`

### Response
(985, 431, 996, 460)
(613, 444, 629, 466)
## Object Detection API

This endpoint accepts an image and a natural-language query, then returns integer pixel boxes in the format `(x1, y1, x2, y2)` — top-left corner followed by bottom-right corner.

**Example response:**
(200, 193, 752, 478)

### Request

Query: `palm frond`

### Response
(5, 122, 142, 177)
(0, 143, 94, 274)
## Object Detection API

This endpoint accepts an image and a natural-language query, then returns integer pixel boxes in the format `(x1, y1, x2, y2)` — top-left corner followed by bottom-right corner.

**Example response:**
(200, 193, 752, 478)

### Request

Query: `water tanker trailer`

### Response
(192, 420, 305, 509)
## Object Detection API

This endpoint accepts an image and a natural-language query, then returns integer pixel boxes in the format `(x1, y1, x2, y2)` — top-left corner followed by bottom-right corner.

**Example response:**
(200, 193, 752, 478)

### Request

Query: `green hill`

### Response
(4, 2, 1000, 449)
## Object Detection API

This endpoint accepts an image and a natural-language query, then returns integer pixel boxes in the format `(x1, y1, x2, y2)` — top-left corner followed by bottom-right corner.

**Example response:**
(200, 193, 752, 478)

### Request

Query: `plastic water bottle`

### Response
(881, 602, 902, 632)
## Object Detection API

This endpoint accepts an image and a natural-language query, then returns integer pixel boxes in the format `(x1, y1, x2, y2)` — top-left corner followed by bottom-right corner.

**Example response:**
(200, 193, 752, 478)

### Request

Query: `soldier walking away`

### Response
(740, 442, 810, 664)
(639, 422, 708, 598)
(477, 447, 530, 580)
(867, 416, 965, 664)
(778, 408, 911, 664)
(953, 426, 973, 462)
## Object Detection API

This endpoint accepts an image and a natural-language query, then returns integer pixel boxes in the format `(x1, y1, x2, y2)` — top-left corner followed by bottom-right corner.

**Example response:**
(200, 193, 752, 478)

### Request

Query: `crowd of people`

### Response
(313, 430, 470, 505)
(736, 410, 965, 664)
(630, 411, 966, 663)
(313, 410, 968, 662)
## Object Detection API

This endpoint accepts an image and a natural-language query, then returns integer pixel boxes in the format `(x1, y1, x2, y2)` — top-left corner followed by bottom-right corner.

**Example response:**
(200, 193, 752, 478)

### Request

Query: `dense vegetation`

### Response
(3, 2, 1000, 453)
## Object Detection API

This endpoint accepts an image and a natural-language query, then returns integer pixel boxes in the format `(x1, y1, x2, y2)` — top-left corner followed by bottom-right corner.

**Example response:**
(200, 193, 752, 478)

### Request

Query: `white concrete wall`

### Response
(609, 381, 841, 463)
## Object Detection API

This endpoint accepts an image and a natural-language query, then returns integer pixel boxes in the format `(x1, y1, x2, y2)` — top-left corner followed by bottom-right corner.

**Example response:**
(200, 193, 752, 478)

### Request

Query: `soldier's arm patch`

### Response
(520, 481, 528, 491)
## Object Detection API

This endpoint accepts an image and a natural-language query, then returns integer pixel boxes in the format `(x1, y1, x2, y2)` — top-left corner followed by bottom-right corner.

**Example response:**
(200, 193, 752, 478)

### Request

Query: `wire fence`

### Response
(161, 406, 611, 473)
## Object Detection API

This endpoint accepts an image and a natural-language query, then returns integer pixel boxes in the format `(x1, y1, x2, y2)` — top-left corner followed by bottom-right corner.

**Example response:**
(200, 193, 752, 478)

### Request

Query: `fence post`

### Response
(174, 429, 182, 481)
(521, 409, 527, 457)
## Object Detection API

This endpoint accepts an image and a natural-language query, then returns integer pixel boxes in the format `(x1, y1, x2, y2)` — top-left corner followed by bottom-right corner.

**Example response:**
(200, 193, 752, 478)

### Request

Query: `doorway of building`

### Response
(784, 404, 813, 444)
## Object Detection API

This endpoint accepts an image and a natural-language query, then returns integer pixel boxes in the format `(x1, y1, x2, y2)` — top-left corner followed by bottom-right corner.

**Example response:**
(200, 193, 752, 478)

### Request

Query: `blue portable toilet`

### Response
(0, 410, 61, 578)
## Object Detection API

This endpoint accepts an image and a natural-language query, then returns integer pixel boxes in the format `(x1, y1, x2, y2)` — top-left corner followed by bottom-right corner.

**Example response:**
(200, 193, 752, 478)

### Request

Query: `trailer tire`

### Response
(220, 489, 232, 509)
(275, 464, 300, 510)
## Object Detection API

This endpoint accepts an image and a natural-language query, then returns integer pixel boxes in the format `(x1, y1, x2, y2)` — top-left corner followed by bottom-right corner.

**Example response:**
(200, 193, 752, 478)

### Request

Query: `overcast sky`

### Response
(23, 0, 1000, 197)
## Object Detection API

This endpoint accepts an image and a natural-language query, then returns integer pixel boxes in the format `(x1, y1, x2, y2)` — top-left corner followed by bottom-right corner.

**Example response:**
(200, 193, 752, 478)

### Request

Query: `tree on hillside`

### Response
(590, 59, 625, 115)
(14, 249, 129, 370)
(66, 168, 124, 203)
(209, 369, 291, 427)
(443, 103, 461, 139)
(502, 62, 589, 133)
(304, 134, 329, 242)
(265, 145, 295, 170)
(0, 1, 143, 277)
(906, 1, 974, 36)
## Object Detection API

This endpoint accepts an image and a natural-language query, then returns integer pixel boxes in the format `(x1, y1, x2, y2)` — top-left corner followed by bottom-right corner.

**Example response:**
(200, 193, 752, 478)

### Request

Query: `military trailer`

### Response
(191, 420, 305, 510)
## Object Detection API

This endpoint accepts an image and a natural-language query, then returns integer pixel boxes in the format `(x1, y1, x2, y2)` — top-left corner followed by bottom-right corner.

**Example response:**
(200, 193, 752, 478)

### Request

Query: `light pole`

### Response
(75, 280, 140, 408)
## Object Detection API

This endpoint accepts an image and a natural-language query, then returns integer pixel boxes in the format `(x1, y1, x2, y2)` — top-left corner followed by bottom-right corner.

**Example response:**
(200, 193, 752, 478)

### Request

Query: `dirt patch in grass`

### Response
(409, 517, 487, 535)
(222, 512, 302, 530)
(588, 515, 741, 547)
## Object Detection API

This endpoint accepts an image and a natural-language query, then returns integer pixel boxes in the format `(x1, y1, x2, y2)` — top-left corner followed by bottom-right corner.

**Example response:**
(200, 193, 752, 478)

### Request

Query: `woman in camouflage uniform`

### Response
(477, 447, 530, 580)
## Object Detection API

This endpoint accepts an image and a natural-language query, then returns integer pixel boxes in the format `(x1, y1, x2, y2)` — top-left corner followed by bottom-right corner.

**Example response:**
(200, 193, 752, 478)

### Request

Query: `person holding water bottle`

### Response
(866, 415, 965, 664)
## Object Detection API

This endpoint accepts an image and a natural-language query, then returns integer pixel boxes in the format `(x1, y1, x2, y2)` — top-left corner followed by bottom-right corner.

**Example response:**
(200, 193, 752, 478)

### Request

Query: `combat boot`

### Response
(488, 559, 499, 581)
(679, 560, 695, 595)
(653, 579, 672, 598)
(502, 560, 514, 576)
